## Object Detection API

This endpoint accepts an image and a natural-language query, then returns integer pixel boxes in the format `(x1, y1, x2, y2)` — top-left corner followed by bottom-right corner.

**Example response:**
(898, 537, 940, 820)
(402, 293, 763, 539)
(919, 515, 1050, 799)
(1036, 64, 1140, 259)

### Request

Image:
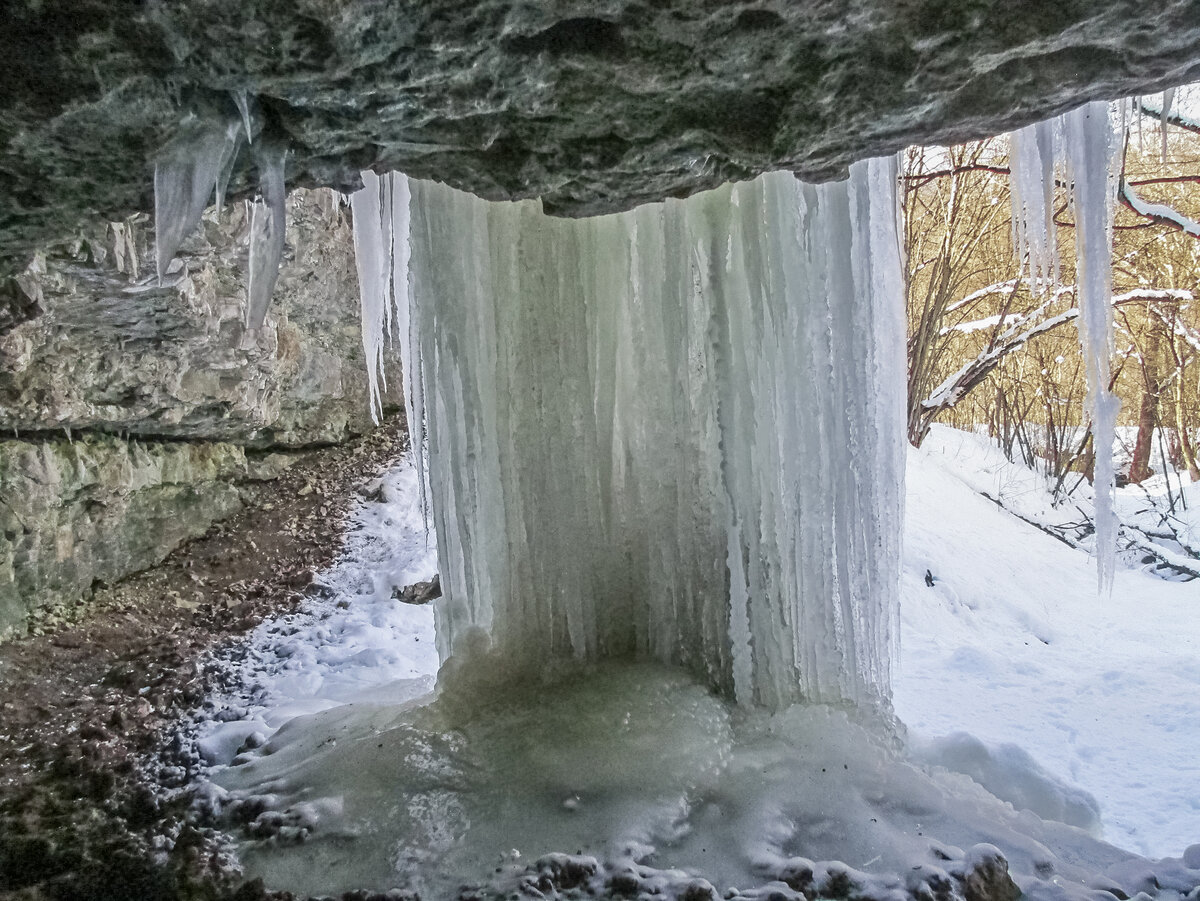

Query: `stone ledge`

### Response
(0, 434, 299, 636)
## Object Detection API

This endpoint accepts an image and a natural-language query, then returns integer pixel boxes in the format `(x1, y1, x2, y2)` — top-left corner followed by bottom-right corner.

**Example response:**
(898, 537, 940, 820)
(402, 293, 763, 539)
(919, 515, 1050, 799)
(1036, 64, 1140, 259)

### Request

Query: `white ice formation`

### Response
(153, 105, 288, 331)
(354, 162, 906, 711)
(1009, 103, 1120, 592)
(245, 144, 287, 330)
(153, 117, 241, 282)
(1009, 120, 1058, 287)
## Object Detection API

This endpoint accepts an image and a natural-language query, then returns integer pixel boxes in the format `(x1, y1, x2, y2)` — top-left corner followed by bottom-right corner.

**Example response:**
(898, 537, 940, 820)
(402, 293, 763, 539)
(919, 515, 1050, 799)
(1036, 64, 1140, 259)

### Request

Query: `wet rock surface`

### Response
(3, 0, 1200, 289)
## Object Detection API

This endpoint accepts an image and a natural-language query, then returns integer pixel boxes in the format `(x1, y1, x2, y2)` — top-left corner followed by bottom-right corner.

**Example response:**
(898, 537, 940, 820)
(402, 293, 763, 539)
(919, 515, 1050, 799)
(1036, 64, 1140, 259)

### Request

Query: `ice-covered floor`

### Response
(188, 435, 1200, 897)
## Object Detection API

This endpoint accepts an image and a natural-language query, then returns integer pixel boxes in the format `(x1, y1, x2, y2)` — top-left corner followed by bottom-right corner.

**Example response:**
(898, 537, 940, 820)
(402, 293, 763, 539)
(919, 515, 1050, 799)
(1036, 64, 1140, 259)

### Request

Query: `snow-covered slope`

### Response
(896, 426, 1200, 857)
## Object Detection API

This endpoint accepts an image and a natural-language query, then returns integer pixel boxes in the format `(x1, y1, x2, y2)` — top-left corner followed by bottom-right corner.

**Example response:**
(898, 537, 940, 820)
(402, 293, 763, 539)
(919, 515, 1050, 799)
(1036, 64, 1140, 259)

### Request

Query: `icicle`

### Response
(394, 165, 905, 712)
(1063, 102, 1120, 593)
(154, 118, 241, 282)
(232, 89, 255, 142)
(1009, 120, 1058, 288)
(1161, 87, 1175, 163)
(386, 174, 428, 521)
(212, 131, 242, 219)
(245, 144, 287, 330)
(349, 171, 392, 422)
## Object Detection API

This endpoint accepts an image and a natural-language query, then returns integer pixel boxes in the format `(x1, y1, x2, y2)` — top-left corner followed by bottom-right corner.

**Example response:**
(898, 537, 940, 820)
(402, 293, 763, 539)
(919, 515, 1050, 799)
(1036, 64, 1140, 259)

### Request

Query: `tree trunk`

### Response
(1175, 389, 1200, 481)
(1127, 327, 1161, 484)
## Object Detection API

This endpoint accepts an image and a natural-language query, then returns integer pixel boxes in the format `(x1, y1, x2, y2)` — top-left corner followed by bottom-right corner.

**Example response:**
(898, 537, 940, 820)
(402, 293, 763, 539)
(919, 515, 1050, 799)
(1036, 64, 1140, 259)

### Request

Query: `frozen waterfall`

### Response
(355, 163, 906, 712)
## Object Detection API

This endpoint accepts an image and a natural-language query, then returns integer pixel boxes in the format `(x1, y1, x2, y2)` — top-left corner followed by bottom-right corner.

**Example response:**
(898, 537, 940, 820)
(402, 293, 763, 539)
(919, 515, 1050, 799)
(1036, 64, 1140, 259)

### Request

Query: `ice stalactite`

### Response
(1064, 103, 1120, 593)
(349, 172, 391, 423)
(369, 163, 906, 711)
(1009, 104, 1120, 591)
(1161, 87, 1176, 162)
(154, 102, 291, 331)
(1009, 120, 1059, 288)
(245, 144, 287, 331)
(154, 117, 242, 282)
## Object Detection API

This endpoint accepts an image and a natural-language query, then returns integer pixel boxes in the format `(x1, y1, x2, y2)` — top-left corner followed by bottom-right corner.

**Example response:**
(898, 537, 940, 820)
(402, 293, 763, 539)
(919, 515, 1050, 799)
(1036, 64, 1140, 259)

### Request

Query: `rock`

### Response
(0, 190, 391, 447)
(393, 574, 441, 605)
(962, 844, 1021, 901)
(3, 1, 1200, 285)
(0, 435, 257, 635)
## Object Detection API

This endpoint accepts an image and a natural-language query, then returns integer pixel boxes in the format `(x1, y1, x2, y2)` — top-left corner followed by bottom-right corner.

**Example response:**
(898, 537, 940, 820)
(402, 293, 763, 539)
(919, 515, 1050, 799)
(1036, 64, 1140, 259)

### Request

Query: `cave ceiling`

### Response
(3, 0, 1200, 300)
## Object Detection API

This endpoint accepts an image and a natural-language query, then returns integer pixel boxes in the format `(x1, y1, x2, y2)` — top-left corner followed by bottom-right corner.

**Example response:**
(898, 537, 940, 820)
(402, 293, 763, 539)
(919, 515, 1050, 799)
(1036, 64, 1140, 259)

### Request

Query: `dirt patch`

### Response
(0, 419, 409, 901)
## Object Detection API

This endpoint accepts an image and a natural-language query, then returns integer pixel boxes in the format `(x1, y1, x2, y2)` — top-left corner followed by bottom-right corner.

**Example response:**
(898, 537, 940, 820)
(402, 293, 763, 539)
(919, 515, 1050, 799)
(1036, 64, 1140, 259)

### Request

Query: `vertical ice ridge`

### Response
(1009, 120, 1059, 287)
(390, 167, 905, 712)
(1010, 105, 1120, 592)
(1161, 87, 1176, 162)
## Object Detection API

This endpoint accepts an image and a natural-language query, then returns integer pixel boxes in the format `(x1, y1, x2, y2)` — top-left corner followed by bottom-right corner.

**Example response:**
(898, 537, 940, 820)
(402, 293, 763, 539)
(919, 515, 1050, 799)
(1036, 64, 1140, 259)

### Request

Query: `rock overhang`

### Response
(3, 0, 1200, 295)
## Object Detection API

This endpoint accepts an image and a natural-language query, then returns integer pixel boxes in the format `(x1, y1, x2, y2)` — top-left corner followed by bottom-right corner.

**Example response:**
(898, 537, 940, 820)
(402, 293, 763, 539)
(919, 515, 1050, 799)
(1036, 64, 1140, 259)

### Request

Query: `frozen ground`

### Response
(187, 434, 1200, 896)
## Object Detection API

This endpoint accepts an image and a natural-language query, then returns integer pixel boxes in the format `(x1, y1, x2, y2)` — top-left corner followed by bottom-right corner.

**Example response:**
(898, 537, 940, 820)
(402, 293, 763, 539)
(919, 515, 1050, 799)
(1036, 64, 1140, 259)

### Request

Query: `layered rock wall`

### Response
(0, 436, 282, 634)
(0, 189, 382, 634)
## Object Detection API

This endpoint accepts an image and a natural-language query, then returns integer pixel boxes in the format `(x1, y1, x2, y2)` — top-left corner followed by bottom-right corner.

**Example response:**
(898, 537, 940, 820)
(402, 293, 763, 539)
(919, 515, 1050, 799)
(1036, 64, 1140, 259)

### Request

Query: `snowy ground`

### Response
(187, 430, 1200, 896)
(896, 426, 1200, 859)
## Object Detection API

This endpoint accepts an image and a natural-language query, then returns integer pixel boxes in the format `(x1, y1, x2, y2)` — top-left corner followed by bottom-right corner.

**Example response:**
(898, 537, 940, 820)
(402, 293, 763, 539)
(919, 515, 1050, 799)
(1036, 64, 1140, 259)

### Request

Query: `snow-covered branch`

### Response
(921, 289, 1193, 414)
(1137, 101, 1200, 136)
(1118, 178, 1200, 239)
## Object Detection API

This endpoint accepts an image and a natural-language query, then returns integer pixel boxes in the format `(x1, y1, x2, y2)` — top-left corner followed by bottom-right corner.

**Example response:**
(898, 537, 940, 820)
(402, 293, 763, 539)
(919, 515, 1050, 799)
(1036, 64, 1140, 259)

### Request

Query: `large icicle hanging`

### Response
(1009, 120, 1059, 286)
(349, 171, 392, 422)
(154, 118, 242, 282)
(386, 162, 905, 711)
(245, 144, 287, 330)
(348, 172, 424, 518)
(154, 111, 294, 329)
(1064, 103, 1120, 593)
(1009, 105, 1120, 590)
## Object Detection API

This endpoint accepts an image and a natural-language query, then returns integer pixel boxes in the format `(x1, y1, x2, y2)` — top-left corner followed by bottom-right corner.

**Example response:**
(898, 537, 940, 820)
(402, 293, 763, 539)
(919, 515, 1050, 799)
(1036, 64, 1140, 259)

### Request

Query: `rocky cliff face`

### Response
(0, 436, 277, 634)
(0, 189, 385, 634)
(2, 189, 374, 447)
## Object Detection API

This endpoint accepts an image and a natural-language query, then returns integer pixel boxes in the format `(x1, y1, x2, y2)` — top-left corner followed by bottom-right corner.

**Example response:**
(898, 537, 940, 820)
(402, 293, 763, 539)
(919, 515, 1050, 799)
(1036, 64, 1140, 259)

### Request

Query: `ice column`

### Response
(1064, 103, 1120, 593)
(349, 171, 393, 422)
(349, 174, 426, 513)
(386, 163, 905, 711)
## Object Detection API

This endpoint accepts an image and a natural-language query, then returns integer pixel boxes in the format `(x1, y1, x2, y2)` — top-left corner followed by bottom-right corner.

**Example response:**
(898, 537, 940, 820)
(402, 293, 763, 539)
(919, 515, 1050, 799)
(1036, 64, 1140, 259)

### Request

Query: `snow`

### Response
(1119, 179, 1200, 237)
(186, 458, 438, 759)
(897, 425, 1200, 859)
(182, 427, 1200, 899)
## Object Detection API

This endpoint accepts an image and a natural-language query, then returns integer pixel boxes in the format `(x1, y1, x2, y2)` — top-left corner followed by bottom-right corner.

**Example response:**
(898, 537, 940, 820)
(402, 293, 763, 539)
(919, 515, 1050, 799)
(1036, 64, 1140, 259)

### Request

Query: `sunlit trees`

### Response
(903, 98, 1200, 492)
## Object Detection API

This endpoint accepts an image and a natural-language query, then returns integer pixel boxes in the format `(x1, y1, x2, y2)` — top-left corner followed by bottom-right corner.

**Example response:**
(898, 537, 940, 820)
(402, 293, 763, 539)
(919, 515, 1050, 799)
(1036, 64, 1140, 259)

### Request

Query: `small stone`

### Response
(962, 845, 1020, 901)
